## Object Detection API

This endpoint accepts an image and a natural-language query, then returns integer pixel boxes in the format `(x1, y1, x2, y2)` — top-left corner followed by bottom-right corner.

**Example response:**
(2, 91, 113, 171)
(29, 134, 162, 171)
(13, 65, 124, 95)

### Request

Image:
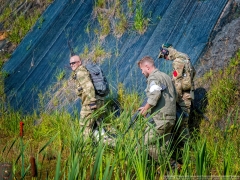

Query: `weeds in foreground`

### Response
(204, 50, 239, 121)
(1, 101, 240, 179)
(0, 51, 240, 178)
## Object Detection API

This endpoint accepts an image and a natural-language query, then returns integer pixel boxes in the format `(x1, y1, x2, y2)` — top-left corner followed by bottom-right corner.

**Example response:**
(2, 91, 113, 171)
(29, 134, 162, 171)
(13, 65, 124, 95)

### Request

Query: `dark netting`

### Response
(3, 0, 228, 113)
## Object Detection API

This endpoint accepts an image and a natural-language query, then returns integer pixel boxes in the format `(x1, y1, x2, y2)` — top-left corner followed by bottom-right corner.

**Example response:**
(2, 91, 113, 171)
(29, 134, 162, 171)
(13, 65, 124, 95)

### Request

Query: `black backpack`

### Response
(85, 63, 110, 97)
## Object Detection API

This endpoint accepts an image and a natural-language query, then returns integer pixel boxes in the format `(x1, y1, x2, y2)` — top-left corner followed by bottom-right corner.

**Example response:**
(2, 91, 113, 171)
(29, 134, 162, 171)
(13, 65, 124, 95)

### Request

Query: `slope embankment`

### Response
(2, 0, 230, 113)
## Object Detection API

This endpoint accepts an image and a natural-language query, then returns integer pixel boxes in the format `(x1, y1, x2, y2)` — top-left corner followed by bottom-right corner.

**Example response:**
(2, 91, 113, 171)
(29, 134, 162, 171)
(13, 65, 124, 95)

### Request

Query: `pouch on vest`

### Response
(174, 79, 183, 100)
(181, 60, 195, 91)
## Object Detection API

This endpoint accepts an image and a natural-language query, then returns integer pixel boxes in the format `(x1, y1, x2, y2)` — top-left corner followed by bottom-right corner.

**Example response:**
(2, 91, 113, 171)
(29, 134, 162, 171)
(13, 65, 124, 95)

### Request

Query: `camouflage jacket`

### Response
(167, 47, 191, 80)
(72, 65, 97, 106)
(145, 69, 176, 120)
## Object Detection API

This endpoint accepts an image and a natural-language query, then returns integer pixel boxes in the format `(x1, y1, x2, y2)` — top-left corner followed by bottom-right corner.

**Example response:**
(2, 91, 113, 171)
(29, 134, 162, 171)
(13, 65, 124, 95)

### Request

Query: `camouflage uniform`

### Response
(73, 65, 104, 137)
(166, 47, 195, 142)
(144, 69, 177, 161)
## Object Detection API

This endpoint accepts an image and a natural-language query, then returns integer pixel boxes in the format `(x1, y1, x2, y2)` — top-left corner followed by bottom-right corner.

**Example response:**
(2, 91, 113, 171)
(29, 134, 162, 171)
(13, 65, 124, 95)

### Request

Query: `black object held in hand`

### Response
(67, 40, 76, 56)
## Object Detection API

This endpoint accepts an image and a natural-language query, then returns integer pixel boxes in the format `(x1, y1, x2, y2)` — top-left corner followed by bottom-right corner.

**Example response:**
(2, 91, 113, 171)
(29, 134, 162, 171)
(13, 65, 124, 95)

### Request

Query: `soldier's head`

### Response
(158, 47, 169, 59)
(137, 56, 155, 78)
(70, 55, 82, 71)
(158, 43, 172, 60)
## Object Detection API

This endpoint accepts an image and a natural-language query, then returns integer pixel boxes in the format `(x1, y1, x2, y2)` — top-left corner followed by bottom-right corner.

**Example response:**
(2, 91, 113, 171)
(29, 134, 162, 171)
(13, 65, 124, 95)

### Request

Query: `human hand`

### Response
(138, 107, 147, 117)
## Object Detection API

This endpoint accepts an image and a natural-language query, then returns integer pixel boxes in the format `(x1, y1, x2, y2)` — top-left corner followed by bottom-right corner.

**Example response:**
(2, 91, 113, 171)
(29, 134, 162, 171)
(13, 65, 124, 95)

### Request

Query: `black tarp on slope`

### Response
(3, 0, 227, 113)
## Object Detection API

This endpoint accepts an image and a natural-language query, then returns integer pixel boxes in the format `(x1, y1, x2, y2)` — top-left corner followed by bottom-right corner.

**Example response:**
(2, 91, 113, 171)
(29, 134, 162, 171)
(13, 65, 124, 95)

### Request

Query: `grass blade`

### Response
(54, 152, 61, 180)
(6, 138, 17, 157)
(91, 141, 104, 180)
(38, 132, 59, 154)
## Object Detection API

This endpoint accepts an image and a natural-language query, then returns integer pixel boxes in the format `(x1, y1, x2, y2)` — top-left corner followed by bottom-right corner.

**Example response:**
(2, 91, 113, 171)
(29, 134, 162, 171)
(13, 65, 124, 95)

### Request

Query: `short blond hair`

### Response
(137, 56, 155, 67)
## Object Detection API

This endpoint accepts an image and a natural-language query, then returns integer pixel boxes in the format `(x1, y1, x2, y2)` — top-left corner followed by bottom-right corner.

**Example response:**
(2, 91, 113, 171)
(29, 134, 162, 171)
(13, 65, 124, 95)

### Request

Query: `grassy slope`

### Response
(0, 0, 54, 65)
(0, 51, 239, 179)
(0, 0, 240, 179)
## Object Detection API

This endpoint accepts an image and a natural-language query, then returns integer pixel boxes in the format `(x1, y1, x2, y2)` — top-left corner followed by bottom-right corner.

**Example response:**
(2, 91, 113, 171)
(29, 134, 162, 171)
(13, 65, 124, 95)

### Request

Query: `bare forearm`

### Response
(139, 103, 152, 116)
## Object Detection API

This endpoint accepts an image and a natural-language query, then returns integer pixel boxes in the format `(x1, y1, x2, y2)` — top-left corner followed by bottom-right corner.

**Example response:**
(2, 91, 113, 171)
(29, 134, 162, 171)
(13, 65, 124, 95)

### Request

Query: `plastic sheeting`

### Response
(3, 0, 227, 113)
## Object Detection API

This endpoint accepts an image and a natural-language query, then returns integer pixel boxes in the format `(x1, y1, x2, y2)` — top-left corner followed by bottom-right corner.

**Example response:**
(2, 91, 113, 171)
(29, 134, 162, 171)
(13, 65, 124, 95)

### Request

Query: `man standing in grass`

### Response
(70, 55, 104, 137)
(158, 44, 195, 145)
(137, 56, 177, 162)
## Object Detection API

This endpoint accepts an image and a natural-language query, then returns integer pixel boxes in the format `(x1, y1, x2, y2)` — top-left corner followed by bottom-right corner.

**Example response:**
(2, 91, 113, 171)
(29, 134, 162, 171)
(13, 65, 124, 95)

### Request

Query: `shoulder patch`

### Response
(149, 80, 162, 93)
(149, 84, 162, 93)
(150, 81, 156, 87)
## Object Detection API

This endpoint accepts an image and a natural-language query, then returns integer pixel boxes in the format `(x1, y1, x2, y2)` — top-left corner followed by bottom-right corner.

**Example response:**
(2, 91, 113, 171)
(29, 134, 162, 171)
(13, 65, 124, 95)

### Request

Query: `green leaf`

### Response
(54, 153, 61, 180)
(38, 132, 59, 154)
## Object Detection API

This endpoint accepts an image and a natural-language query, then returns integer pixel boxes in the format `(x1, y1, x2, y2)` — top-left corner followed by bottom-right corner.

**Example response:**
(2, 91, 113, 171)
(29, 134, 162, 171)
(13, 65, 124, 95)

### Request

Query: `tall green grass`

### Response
(0, 96, 240, 179)
(1, 50, 240, 179)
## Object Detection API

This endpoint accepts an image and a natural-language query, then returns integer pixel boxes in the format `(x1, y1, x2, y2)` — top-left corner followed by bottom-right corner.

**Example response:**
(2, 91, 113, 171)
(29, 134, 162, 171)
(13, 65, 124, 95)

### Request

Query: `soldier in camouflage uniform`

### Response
(158, 44, 196, 143)
(70, 55, 104, 137)
(137, 56, 177, 162)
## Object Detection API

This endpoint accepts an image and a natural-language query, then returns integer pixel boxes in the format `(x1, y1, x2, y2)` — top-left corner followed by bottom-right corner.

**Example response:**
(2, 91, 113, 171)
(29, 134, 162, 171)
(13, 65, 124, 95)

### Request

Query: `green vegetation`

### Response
(134, 0, 149, 34)
(80, 43, 110, 63)
(0, 1, 50, 44)
(195, 50, 240, 176)
(0, 7, 11, 22)
(114, 12, 128, 38)
(97, 13, 111, 37)
(6, 12, 40, 44)
(0, 0, 53, 61)
(201, 50, 240, 121)
(55, 69, 66, 82)
(92, 0, 149, 39)
(82, 1, 150, 65)
(127, 0, 134, 15)
(38, 16, 45, 29)
(0, 0, 240, 178)
(0, 49, 239, 179)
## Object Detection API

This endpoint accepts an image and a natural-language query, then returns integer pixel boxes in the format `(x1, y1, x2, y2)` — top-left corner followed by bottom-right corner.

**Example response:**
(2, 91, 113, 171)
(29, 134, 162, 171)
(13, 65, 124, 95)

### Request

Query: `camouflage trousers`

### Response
(176, 91, 192, 144)
(144, 113, 175, 162)
(80, 99, 104, 138)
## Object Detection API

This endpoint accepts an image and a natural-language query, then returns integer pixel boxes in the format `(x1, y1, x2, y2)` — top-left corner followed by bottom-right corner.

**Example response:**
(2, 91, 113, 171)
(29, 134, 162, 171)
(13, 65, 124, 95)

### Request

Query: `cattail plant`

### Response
(19, 121, 25, 178)
(30, 156, 38, 177)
